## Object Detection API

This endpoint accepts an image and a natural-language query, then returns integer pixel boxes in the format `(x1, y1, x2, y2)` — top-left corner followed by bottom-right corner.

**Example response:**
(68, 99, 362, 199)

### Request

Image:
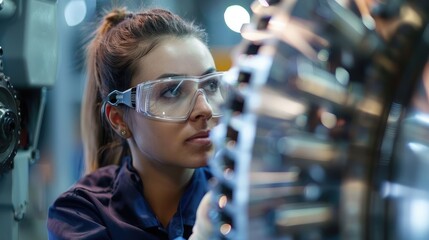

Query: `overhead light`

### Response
(64, 0, 87, 27)
(224, 5, 250, 33)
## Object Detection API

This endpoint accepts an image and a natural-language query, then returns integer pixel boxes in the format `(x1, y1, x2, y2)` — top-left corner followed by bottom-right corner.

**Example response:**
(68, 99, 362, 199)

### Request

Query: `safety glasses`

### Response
(106, 72, 228, 122)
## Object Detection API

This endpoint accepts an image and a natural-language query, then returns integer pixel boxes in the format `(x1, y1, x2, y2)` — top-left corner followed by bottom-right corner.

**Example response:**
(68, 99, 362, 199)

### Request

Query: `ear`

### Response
(105, 103, 130, 138)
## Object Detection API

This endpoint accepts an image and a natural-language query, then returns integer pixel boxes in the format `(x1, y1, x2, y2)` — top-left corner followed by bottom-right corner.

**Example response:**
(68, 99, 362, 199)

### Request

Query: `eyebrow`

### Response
(155, 67, 216, 79)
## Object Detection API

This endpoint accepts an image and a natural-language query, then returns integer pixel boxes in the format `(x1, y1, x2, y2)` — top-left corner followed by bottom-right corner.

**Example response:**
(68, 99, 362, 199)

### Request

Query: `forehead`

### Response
(132, 37, 215, 86)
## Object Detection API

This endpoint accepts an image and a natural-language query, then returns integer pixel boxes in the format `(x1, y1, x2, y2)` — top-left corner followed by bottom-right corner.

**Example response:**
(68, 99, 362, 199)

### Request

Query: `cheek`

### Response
(130, 118, 182, 155)
(141, 126, 177, 147)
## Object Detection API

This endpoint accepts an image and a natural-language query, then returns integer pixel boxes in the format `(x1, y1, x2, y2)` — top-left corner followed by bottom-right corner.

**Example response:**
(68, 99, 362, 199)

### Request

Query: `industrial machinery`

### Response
(210, 0, 429, 239)
(0, 0, 57, 239)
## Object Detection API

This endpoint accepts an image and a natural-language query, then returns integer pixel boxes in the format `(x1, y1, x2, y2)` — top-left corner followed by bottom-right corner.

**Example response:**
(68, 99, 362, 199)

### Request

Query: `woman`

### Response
(47, 7, 223, 240)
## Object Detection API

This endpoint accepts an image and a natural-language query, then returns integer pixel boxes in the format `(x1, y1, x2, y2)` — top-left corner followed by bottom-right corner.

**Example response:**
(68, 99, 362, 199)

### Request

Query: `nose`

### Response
(189, 92, 213, 121)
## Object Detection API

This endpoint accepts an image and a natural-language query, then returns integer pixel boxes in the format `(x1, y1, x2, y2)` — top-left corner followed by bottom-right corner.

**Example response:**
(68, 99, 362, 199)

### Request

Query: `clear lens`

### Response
(136, 72, 227, 120)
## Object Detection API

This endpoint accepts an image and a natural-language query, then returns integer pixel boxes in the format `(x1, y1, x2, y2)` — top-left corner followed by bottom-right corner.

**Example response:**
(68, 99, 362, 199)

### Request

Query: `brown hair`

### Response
(81, 7, 207, 174)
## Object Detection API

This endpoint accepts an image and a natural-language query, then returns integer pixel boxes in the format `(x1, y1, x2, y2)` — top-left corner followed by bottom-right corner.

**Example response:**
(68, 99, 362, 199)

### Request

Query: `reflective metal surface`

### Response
(209, 0, 429, 239)
(382, 63, 429, 240)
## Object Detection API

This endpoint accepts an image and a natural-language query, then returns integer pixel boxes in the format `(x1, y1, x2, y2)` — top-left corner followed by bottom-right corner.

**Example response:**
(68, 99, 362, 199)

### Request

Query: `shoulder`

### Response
(76, 164, 120, 191)
(49, 164, 120, 211)
(51, 164, 120, 208)
(47, 165, 121, 239)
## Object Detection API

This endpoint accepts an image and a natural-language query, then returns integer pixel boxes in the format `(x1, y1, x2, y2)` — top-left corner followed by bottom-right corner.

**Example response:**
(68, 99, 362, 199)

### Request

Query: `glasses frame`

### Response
(105, 72, 226, 122)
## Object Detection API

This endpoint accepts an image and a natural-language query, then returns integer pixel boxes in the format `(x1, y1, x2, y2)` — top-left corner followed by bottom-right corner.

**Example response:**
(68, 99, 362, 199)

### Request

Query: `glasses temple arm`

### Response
(106, 88, 136, 108)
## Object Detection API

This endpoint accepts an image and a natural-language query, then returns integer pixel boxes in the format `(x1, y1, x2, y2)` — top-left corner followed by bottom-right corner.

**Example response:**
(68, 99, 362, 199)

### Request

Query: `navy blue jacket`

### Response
(47, 157, 212, 240)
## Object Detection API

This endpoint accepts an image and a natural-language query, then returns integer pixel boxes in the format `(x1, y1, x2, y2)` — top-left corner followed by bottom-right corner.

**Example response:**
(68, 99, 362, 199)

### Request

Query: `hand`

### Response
(189, 192, 213, 240)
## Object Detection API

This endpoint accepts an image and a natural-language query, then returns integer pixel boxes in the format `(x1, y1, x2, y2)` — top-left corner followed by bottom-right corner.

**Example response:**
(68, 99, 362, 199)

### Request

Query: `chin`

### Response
(187, 149, 213, 167)
(195, 159, 209, 168)
(189, 155, 209, 168)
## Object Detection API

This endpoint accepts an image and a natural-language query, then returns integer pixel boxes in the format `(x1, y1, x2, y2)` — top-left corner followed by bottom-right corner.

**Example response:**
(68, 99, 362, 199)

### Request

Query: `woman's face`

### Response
(128, 37, 218, 168)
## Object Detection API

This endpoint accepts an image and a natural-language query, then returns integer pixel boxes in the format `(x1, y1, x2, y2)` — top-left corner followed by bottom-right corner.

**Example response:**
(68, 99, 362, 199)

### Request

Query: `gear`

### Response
(0, 52, 20, 174)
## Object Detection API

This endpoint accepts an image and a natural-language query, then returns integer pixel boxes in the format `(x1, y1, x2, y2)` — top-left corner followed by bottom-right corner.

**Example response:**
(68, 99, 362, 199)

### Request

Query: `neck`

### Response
(133, 157, 195, 228)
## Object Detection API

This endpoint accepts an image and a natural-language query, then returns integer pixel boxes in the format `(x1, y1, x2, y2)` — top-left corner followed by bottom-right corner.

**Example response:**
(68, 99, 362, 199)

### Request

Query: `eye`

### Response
(203, 79, 220, 92)
(160, 83, 182, 98)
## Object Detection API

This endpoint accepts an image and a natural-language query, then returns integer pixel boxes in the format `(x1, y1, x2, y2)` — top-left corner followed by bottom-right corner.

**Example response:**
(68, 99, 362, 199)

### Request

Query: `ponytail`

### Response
(81, 8, 130, 174)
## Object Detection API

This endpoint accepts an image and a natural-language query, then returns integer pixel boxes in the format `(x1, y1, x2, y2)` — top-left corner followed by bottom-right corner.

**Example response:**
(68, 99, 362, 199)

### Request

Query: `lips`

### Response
(186, 130, 212, 146)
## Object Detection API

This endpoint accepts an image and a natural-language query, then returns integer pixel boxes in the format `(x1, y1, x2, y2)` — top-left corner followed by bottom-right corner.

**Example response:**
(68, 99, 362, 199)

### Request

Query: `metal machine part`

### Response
(0, 1, 57, 239)
(0, 47, 50, 240)
(209, 0, 429, 239)
(0, 0, 57, 87)
(0, 46, 20, 175)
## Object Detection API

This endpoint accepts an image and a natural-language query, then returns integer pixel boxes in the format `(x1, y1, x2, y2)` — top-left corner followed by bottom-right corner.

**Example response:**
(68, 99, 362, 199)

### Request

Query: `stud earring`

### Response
(120, 129, 127, 136)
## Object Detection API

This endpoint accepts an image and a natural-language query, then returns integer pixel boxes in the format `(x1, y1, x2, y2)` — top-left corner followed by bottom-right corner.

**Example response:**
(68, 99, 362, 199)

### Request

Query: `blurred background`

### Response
(1, 0, 252, 239)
